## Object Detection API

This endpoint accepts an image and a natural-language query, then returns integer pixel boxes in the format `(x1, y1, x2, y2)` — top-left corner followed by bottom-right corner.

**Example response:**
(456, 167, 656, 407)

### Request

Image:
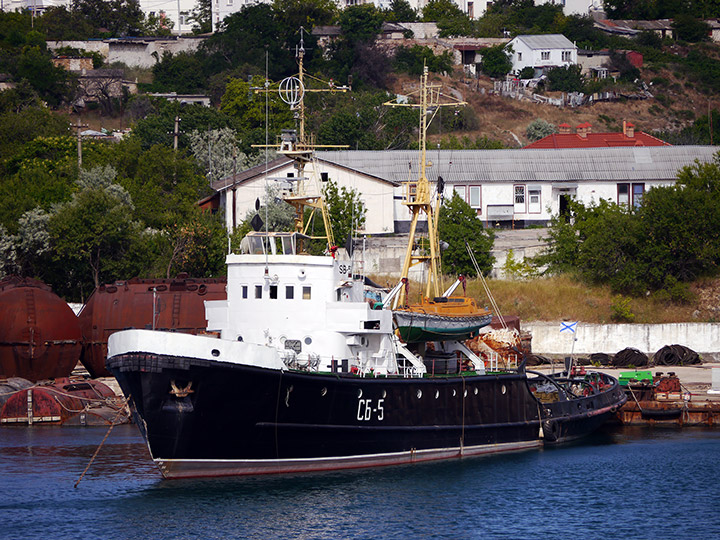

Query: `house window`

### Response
(562, 51, 571, 62)
(242, 285, 248, 299)
(618, 183, 644, 207)
(454, 185, 466, 201)
(254, 285, 262, 299)
(518, 52, 522, 61)
(528, 188, 541, 213)
(469, 186, 481, 209)
(541, 51, 550, 61)
(179, 11, 189, 25)
(632, 183, 645, 208)
(302, 286, 311, 300)
(514, 184, 526, 213)
(286, 285, 294, 299)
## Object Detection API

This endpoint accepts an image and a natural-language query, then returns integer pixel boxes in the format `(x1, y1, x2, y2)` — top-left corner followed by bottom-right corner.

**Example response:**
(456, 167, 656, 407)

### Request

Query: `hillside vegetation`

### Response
(371, 274, 720, 324)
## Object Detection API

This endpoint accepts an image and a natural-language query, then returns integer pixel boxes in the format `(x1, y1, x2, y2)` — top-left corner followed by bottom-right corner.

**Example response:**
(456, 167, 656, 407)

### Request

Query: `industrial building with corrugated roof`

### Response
(210, 146, 720, 232)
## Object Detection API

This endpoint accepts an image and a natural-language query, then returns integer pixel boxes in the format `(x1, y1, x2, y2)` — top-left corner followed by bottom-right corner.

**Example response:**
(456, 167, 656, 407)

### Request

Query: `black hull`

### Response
(107, 354, 626, 478)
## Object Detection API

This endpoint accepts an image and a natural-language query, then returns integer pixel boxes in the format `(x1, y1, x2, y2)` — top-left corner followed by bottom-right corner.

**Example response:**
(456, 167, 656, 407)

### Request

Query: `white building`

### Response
(209, 146, 720, 234)
(535, 0, 604, 17)
(1, 0, 199, 35)
(506, 34, 577, 76)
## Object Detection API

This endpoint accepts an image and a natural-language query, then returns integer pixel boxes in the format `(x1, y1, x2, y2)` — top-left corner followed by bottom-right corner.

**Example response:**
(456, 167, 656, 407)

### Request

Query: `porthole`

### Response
(304, 336, 313, 345)
(501, 385, 507, 395)
(321, 387, 327, 397)
(474, 388, 478, 395)
(435, 390, 439, 399)
(211, 349, 220, 357)
(416, 389, 422, 399)
(237, 335, 243, 342)
(357, 389, 363, 398)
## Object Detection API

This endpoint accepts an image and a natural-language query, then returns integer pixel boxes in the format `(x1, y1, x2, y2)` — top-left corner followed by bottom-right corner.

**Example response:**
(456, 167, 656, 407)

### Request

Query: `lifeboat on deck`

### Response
(394, 296, 492, 343)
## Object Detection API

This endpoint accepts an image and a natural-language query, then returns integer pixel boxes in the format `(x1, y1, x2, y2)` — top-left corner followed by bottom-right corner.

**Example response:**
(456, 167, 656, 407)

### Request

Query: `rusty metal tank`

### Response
(0, 276, 82, 382)
(78, 275, 227, 377)
(0, 377, 129, 426)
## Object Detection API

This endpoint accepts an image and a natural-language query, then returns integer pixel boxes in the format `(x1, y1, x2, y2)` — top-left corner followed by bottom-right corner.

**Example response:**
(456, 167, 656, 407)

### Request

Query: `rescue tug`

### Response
(106, 53, 626, 479)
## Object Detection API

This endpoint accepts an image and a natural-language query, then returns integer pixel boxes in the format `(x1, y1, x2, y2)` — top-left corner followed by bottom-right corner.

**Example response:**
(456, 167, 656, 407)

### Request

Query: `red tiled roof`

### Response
(525, 131, 671, 149)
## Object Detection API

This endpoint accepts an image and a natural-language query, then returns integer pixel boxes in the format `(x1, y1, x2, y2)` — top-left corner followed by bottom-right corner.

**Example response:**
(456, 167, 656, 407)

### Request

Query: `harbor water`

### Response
(1, 425, 718, 539)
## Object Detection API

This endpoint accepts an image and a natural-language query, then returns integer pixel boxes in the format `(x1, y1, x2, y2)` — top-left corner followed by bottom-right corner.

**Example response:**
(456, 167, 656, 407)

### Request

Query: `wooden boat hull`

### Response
(394, 310, 492, 343)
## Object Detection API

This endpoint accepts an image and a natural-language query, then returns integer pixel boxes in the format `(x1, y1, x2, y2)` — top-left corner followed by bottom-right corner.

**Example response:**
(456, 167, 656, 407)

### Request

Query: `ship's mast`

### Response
(254, 28, 349, 252)
(385, 67, 466, 307)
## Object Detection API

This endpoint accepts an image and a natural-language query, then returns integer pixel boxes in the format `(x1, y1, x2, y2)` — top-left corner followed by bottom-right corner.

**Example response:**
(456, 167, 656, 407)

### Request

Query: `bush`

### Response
(394, 45, 454, 75)
(480, 45, 512, 78)
(545, 64, 585, 92)
(518, 66, 535, 79)
(525, 119, 557, 142)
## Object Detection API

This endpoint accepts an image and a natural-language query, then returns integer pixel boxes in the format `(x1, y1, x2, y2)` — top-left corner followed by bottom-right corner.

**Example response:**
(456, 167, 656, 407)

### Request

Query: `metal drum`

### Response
(0, 276, 81, 382)
(78, 275, 227, 377)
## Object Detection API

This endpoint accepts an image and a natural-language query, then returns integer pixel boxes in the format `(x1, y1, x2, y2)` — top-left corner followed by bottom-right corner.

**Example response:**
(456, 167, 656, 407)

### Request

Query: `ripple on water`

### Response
(1, 425, 719, 539)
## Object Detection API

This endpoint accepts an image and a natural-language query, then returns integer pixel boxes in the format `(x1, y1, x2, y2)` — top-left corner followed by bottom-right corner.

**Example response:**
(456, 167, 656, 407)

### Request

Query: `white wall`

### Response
(525, 321, 720, 357)
(224, 161, 396, 236)
(47, 37, 205, 68)
(508, 38, 577, 73)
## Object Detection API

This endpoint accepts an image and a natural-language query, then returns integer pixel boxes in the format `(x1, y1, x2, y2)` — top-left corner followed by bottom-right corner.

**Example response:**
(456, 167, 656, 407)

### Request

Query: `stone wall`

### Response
(47, 37, 205, 69)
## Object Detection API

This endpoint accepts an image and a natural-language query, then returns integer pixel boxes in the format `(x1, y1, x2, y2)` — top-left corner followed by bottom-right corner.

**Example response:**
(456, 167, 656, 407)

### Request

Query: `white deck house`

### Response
(506, 34, 578, 76)
(211, 146, 719, 233)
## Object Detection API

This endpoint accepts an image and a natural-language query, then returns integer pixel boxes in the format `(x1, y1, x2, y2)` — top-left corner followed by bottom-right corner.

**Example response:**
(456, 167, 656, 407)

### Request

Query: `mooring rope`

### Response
(74, 395, 130, 489)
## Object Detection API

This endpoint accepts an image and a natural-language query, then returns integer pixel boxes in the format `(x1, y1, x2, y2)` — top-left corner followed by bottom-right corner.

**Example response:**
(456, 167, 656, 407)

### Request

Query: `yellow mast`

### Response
(385, 67, 466, 307)
(253, 28, 350, 251)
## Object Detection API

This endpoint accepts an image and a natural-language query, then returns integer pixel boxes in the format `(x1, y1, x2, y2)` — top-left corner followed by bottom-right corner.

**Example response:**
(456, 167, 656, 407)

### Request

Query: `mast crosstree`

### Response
(384, 66, 466, 307)
(253, 28, 350, 251)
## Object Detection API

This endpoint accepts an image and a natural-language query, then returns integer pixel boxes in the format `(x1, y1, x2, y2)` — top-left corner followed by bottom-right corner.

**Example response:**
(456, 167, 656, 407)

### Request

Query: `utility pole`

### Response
(173, 116, 181, 151)
(70, 117, 88, 170)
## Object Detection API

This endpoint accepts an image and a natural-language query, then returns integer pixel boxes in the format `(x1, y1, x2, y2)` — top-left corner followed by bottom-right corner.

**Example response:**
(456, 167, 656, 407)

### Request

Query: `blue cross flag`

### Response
(560, 321, 578, 333)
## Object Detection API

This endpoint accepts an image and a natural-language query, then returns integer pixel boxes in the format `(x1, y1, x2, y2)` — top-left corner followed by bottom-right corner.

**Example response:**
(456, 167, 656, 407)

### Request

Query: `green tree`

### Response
(129, 100, 241, 150)
(188, 0, 212, 34)
(47, 170, 142, 295)
(394, 45, 454, 75)
(545, 64, 585, 92)
(71, 0, 145, 36)
(384, 0, 418, 23)
(302, 179, 366, 255)
(672, 14, 710, 42)
(272, 0, 336, 34)
(481, 45, 512, 78)
(201, 5, 296, 81)
(164, 210, 227, 278)
(220, 76, 295, 151)
(437, 192, 494, 277)
(537, 156, 720, 296)
(37, 6, 94, 40)
(112, 142, 209, 230)
(421, 0, 473, 37)
(422, 0, 464, 21)
(314, 90, 416, 150)
(151, 51, 207, 93)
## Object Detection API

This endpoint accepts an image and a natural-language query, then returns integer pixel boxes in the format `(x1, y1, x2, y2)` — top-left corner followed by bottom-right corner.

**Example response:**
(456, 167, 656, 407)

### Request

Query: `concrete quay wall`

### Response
(525, 321, 720, 360)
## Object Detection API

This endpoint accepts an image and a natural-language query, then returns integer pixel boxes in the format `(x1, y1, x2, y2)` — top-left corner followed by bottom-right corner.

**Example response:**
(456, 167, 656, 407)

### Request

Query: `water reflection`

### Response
(1, 425, 719, 540)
